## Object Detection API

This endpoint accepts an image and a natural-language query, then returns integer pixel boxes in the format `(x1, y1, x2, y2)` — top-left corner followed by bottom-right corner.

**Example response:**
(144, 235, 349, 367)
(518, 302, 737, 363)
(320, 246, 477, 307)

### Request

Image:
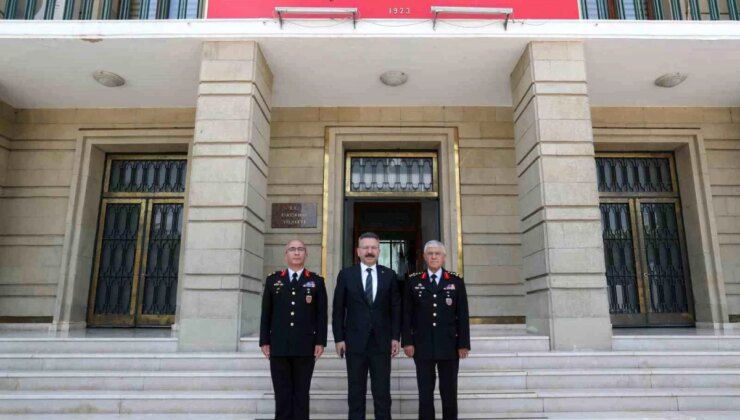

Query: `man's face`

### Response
(423, 246, 446, 272)
(284, 240, 307, 267)
(357, 237, 380, 266)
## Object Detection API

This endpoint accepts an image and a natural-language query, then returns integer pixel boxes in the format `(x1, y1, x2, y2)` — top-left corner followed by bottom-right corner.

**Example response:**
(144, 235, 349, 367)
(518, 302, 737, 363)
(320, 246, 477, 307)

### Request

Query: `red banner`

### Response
(208, 0, 580, 20)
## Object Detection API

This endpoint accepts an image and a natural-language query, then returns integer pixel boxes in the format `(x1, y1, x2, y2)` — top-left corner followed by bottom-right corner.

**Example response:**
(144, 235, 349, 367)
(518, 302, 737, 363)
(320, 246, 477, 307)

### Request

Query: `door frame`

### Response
(593, 127, 729, 328)
(51, 128, 192, 331)
(596, 152, 694, 327)
(322, 126, 463, 293)
(87, 154, 187, 327)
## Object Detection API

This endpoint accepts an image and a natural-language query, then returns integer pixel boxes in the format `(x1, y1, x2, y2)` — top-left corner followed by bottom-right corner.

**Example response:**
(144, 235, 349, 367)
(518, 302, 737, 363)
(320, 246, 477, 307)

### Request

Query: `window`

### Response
(582, 0, 740, 20)
(345, 152, 438, 197)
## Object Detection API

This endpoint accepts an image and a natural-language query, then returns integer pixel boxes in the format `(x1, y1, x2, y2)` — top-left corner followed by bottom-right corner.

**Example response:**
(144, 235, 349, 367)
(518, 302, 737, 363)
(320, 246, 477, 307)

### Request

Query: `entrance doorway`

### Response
(343, 152, 441, 279)
(87, 155, 186, 327)
(346, 201, 440, 279)
(597, 153, 694, 327)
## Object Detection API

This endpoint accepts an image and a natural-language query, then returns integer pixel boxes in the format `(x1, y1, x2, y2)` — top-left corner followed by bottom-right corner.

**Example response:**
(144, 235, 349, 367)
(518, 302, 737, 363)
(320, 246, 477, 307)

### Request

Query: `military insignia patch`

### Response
(446, 297, 453, 306)
(306, 295, 313, 304)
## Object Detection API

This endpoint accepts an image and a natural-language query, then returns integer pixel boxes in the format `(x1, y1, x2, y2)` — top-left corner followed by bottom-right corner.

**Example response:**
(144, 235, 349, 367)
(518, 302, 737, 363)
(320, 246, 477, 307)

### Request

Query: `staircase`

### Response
(1, 329, 740, 418)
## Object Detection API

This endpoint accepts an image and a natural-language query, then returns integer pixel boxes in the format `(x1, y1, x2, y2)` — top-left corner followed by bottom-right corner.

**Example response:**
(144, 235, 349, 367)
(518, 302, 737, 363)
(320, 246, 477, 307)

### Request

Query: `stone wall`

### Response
(0, 100, 13, 198)
(3, 103, 738, 325)
(0, 100, 15, 317)
(266, 107, 522, 319)
(0, 108, 194, 320)
(591, 107, 740, 320)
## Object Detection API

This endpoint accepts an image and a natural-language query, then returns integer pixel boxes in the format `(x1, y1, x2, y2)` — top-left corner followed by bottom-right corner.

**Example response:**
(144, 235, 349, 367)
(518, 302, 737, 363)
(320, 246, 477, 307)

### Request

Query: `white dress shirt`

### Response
(428, 268, 443, 286)
(288, 268, 304, 282)
(360, 263, 378, 301)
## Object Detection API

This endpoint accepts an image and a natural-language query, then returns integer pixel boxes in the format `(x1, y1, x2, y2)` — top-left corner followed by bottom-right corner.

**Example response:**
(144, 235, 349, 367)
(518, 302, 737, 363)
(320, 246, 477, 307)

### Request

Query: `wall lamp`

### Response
(275, 7, 359, 28)
(430, 6, 513, 30)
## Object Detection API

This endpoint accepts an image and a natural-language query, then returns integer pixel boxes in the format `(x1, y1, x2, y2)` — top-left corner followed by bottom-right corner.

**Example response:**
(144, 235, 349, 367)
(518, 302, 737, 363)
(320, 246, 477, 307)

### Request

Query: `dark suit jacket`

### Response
(332, 264, 401, 355)
(402, 268, 471, 360)
(259, 269, 328, 357)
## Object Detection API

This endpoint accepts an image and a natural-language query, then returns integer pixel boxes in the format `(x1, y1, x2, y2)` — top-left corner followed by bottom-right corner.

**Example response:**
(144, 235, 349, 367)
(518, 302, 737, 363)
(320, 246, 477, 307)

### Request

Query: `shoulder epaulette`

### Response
(449, 271, 463, 279)
(409, 272, 422, 278)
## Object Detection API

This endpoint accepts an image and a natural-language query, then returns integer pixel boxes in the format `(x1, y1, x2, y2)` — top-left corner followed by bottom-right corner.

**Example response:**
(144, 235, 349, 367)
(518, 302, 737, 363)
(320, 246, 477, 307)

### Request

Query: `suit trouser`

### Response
(346, 333, 392, 420)
(270, 356, 316, 420)
(413, 357, 460, 420)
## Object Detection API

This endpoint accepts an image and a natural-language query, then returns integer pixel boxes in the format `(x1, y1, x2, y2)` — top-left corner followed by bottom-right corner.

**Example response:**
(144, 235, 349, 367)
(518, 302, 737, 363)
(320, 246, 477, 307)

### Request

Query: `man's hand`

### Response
(458, 348, 470, 359)
(314, 345, 325, 360)
(403, 345, 415, 358)
(260, 344, 270, 359)
(391, 340, 400, 357)
(335, 341, 346, 358)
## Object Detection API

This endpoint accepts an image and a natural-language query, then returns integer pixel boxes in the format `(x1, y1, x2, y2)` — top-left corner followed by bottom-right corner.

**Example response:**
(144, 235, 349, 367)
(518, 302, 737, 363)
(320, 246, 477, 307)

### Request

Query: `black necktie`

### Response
(365, 268, 373, 304)
(431, 273, 438, 290)
(292, 272, 298, 283)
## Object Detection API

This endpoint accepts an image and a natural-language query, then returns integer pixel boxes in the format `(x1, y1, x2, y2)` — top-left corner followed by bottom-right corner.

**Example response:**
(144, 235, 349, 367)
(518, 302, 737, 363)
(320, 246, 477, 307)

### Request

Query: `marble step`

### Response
(4, 388, 740, 414)
(5, 368, 740, 391)
(0, 337, 177, 354)
(3, 412, 740, 419)
(4, 351, 740, 371)
(613, 335, 740, 352)
(240, 336, 550, 352)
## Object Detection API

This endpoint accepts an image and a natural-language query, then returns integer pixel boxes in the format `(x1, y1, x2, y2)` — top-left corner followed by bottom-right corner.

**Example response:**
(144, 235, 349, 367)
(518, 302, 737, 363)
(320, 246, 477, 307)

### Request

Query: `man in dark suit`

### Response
(403, 240, 470, 420)
(260, 239, 328, 420)
(333, 232, 402, 420)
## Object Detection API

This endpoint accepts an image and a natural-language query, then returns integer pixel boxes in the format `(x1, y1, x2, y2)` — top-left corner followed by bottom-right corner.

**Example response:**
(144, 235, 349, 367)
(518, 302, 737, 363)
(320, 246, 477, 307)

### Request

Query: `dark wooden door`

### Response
(352, 202, 422, 279)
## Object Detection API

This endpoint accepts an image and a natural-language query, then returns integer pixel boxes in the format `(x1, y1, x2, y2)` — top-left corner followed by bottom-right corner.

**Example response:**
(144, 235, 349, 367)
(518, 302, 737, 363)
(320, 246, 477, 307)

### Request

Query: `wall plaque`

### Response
(271, 203, 318, 228)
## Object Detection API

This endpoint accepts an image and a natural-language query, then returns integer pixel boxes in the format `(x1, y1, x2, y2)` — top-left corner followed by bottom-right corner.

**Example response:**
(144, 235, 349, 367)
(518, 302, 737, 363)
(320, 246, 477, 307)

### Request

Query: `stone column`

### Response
(179, 41, 272, 351)
(510, 42, 612, 350)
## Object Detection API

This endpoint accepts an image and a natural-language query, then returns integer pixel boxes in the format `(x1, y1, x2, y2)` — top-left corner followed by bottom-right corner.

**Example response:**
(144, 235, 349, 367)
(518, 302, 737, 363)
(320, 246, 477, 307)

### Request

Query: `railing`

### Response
(1, 0, 202, 19)
(582, 0, 740, 20)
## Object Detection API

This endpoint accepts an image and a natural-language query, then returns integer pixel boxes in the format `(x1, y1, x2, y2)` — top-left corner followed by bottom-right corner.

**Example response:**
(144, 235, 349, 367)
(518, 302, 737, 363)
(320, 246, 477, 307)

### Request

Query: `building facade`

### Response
(0, 0, 739, 353)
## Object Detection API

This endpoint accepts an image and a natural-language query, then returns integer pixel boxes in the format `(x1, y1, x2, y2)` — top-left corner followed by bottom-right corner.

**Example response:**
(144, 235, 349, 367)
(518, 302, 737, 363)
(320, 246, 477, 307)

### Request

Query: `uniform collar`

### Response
(288, 268, 304, 280)
(427, 268, 443, 281)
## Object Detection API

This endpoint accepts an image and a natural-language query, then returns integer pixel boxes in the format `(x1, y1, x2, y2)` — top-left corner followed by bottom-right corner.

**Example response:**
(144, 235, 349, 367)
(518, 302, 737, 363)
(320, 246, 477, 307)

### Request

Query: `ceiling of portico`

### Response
(0, 20, 738, 109)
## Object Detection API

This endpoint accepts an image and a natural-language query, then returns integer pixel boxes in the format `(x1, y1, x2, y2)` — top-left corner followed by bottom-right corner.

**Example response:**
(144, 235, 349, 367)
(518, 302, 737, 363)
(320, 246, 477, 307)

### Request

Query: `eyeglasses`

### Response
(287, 247, 306, 253)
